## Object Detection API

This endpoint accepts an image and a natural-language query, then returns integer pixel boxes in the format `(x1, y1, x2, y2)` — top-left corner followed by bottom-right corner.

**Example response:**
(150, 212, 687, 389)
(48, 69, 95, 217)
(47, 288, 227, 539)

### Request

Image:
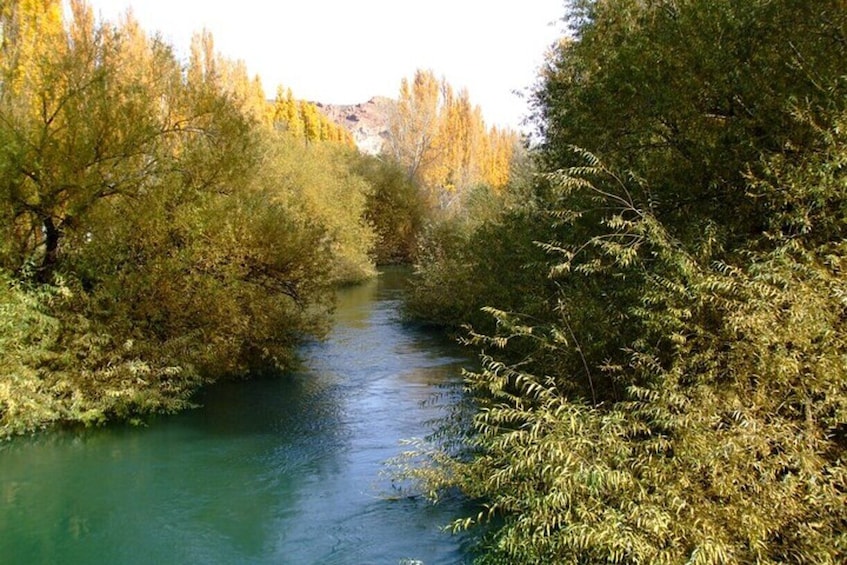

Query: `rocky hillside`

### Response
(316, 97, 393, 155)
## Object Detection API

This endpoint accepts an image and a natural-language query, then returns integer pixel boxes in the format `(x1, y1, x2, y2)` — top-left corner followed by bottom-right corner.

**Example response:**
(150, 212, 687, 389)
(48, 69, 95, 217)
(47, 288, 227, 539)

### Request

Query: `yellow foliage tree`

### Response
(270, 88, 354, 147)
(300, 100, 321, 141)
(0, 0, 65, 96)
(387, 70, 442, 188)
(188, 30, 272, 127)
(386, 69, 518, 209)
(272, 86, 304, 138)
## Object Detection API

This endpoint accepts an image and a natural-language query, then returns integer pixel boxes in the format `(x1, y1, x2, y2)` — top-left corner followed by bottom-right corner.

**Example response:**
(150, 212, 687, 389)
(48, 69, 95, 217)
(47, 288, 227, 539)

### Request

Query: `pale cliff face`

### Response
(316, 97, 393, 155)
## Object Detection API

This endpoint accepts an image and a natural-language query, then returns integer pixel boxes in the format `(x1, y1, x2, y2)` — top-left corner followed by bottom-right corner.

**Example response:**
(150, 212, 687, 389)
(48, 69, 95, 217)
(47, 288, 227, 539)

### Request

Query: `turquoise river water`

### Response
(0, 269, 476, 564)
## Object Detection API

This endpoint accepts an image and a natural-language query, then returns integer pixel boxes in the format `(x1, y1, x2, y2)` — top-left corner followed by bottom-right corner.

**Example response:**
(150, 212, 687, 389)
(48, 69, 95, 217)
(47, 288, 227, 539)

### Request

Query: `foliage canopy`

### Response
(0, 0, 377, 436)
(405, 1, 847, 562)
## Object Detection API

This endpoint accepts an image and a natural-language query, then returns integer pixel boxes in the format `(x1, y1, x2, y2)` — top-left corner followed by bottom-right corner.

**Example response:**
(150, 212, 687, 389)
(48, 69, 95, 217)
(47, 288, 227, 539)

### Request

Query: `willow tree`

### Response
(0, 0, 186, 280)
(405, 1, 847, 563)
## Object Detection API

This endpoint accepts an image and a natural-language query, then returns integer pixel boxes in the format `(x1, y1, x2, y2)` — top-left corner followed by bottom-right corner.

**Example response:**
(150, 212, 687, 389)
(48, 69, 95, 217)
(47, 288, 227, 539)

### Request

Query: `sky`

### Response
(84, 0, 566, 131)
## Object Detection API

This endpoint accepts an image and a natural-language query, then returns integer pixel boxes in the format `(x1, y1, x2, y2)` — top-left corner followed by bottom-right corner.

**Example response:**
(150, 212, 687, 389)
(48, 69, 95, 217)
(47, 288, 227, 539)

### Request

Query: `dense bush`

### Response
(266, 137, 376, 284)
(404, 164, 551, 333)
(420, 156, 847, 563)
(0, 1, 377, 437)
(405, 1, 847, 562)
(355, 155, 427, 265)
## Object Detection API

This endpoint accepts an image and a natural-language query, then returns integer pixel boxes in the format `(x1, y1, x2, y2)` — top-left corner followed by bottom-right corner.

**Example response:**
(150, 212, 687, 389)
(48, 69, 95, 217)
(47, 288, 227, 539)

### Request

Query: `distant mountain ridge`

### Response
(315, 97, 392, 155)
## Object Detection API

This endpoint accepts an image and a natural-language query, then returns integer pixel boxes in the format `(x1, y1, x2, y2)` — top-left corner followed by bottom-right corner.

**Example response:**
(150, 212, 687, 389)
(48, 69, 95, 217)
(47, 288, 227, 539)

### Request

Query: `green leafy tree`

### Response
(534, 0, 847, 252)
(404, 1, 847, 562)
(354, 154, 426, 264)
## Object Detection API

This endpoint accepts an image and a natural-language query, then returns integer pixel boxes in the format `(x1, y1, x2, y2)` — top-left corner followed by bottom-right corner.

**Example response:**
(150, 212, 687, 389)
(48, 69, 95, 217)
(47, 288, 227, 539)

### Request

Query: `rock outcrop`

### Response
(316, 97, 393, 155)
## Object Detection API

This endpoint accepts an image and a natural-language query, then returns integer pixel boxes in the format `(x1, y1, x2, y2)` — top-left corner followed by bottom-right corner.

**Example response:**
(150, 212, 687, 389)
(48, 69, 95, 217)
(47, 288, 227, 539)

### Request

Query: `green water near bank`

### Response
(0, 269, 474, 564)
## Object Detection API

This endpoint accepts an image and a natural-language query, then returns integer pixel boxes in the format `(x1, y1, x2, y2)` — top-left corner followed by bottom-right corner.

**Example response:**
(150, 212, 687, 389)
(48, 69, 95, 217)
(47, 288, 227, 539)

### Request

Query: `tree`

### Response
(272, 86, 305, 138)
(386, 69, 519, 210)
(387, 69, 443, 185)
(405, 1, 847, 562)
(534, 0, 847, 252)
(354, 154, 426, 264)
(0, 1, 187, 280)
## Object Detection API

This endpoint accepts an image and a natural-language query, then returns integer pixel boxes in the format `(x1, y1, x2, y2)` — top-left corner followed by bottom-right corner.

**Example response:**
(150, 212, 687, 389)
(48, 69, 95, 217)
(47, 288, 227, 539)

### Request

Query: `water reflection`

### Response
(333, 276, 379, 328)
(0, 268, 475, 564)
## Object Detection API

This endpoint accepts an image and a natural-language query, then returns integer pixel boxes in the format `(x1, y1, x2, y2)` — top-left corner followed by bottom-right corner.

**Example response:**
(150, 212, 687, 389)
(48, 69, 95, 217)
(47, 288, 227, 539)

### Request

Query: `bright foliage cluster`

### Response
(272, 86, 355, 146)
(387, 70, 518, 210)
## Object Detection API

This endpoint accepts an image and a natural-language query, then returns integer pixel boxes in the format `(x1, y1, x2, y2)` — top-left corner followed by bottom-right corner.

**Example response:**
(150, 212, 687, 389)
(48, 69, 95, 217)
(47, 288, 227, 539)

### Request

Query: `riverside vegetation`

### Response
(2, 0, 846, 563)
(0, 2, 514, 436)
(402, 1, 847, 563)
(0, 1, 372, 435)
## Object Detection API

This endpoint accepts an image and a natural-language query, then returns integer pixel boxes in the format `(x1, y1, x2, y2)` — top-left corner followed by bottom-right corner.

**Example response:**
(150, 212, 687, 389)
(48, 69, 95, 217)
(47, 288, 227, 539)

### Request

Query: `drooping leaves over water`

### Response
(407, 1, 847, 562)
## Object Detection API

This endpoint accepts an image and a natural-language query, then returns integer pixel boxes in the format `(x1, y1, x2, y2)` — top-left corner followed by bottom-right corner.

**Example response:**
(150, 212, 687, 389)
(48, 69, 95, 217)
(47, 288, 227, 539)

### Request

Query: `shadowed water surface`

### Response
(0, 268, 475, 564)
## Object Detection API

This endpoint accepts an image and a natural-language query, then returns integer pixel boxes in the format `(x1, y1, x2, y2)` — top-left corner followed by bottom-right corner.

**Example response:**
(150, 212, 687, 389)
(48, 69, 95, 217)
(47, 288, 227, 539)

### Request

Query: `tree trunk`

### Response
(37, 216, 61, 283)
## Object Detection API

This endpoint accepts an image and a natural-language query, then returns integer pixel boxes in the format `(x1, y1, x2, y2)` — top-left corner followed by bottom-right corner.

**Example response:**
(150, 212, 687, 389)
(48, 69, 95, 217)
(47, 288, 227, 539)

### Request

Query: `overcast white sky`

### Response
(85, 1, 565, 130)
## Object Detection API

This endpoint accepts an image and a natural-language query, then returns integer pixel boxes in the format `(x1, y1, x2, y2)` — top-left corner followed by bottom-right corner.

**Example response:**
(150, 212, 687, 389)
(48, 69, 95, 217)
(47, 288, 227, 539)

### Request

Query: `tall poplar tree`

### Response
(387, 69, 518, 209)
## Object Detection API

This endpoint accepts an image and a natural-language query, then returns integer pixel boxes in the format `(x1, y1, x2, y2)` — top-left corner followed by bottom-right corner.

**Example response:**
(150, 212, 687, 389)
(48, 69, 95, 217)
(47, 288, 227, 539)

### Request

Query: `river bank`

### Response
(0, 270, 476, 564)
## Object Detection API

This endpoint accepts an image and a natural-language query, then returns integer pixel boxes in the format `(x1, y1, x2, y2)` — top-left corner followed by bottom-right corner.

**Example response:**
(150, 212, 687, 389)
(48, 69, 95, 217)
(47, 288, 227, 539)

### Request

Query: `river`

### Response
(0, 268, 476, 564)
